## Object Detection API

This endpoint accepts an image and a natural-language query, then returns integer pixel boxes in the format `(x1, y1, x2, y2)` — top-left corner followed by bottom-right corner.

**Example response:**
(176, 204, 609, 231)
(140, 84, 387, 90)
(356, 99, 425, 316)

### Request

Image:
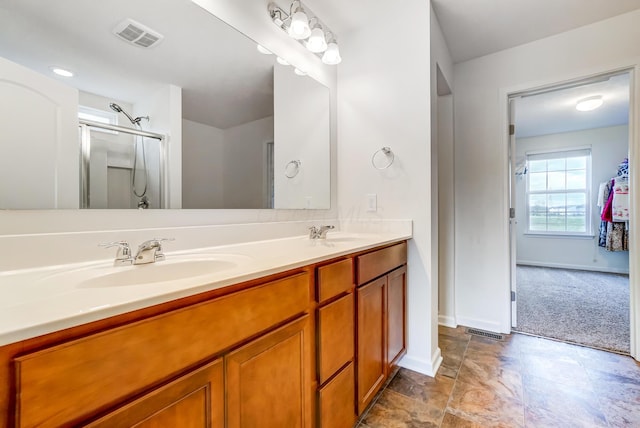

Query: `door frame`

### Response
(501, 65, 638, 359)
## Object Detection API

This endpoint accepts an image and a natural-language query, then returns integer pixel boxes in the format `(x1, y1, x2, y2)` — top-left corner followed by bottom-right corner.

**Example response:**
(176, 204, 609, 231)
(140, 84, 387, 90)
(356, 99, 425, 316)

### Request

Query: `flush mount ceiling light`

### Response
(576, 95, 604, 111)
(50, 67, 74, 77)
(268, 1, 341, 65)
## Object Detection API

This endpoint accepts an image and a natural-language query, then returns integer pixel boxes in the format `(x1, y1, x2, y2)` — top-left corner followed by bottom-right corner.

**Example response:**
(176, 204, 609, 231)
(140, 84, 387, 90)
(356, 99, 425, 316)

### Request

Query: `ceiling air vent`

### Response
(112, 18, 164, 48)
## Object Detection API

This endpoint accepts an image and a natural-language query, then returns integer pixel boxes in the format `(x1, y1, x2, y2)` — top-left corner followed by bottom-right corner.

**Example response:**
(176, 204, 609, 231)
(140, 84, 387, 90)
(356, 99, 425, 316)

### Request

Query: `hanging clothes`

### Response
(606, 222, 628, 252)
(599, 158, 630, 252)
(598, 180, 612, 248)
(612, 177, 630, 222)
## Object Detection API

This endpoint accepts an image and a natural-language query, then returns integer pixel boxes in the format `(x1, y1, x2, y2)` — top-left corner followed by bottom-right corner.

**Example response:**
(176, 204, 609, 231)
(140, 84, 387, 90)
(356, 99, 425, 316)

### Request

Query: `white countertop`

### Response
(0, 231, 410, 346)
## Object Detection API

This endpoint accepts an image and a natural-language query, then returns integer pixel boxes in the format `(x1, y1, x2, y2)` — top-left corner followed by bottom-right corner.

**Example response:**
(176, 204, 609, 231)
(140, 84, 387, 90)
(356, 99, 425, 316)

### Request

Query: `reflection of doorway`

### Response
(509, 71, 631, 353)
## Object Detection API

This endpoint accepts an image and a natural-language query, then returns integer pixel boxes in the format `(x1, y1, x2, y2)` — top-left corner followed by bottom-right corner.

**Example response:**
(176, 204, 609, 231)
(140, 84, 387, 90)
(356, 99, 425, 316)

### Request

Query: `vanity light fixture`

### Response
(576, 95, 603, 111)
(268, 1, 341, 65)
(50, 67, 74, 77)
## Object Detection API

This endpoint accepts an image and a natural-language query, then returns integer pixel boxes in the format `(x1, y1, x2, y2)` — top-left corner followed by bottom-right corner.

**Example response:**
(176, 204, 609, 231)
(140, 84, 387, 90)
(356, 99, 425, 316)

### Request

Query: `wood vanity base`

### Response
(0, 241, 407, 428)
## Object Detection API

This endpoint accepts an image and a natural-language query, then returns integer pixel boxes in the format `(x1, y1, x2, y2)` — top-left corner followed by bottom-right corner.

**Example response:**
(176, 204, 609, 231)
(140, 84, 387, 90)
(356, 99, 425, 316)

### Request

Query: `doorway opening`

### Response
(509, 71, 632, 354)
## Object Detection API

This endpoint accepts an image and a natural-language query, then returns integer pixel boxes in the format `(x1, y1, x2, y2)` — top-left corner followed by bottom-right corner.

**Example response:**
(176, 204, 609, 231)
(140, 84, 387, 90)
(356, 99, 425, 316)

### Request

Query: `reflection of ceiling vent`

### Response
(112, 18, 164, 48)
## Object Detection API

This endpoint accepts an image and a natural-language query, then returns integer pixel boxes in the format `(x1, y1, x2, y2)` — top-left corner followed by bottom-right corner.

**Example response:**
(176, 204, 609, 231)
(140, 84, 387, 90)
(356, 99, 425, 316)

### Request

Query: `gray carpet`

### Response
(514, 265, 630, 353)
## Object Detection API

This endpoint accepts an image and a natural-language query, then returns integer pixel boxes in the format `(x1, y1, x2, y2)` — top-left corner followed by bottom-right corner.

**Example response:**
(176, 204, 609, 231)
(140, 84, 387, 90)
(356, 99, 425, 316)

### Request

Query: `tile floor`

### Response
(357, 326, 640, 427)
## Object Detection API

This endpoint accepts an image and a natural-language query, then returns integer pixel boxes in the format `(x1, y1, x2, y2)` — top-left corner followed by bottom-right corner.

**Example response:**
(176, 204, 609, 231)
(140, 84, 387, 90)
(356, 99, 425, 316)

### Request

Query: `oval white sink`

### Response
(38, 253, 249, 288)
(79, 259, 238, 288)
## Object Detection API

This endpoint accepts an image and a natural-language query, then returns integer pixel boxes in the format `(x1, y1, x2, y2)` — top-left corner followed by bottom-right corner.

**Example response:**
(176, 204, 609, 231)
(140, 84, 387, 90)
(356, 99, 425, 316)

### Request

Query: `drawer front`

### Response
(318, 362, 356, 428)
(317, 293, 354, 384)
(14, 272, 310, 428)
(357, 242, 407, 286)
(317, 258, 353, 303)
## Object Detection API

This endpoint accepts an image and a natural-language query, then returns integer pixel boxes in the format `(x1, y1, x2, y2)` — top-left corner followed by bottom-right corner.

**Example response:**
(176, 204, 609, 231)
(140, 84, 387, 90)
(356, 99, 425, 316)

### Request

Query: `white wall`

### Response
(274, 64, 330, 209)
(431, 5, 456, 329)
(515, 125, 629, 273)
(338, 0, 436, 375)
(0, 0, 337, 236)
(182, 119, 225, 208)
(453, 10, 640, 335)
(223, 116, 273, 209)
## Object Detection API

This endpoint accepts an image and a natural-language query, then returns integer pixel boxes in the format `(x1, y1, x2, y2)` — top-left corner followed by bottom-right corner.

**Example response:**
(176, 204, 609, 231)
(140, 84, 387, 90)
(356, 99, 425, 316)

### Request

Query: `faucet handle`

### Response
(318, 225, 335, 239)
(99, 241, 132, 266)
(139, 238, 174, 261)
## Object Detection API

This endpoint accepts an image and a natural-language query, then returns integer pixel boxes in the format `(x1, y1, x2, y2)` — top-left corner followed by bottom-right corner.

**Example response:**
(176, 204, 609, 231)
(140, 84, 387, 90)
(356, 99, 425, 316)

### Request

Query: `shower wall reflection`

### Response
(80, 123, 163, 209)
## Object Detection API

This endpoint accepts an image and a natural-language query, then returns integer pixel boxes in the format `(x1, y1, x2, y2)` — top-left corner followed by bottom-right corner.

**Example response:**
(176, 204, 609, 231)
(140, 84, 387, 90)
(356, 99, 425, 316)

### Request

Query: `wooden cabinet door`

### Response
(84, 359, 224, 428)
(356, 277, 386, 415)
(318, 362, 356, 428)
(387, 266, 407, 369)
(226, 316, 312, 428)
(317, 292, 354, 384)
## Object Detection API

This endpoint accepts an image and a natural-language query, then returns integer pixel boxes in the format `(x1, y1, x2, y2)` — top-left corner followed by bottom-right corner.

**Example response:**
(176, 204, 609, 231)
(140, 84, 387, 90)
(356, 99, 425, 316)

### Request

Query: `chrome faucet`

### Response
(99, 241, 133, 266)
(133, 238, 174, 265)
(308, 225, 335, 239)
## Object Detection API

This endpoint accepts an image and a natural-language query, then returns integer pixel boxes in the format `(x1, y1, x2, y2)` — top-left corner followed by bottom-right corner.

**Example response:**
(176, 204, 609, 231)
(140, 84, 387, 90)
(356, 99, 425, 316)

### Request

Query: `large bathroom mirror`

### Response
(0, 0, 330, 210)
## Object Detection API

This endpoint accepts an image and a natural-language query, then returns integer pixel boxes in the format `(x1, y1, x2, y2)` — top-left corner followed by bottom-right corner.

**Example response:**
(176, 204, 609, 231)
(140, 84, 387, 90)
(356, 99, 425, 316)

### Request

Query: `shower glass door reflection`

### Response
(79, 121, 165, 209)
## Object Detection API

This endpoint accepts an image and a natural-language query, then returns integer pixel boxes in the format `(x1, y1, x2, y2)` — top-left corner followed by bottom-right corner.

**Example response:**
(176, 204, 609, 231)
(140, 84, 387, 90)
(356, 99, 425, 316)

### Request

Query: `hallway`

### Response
(358, 326, 640, 427)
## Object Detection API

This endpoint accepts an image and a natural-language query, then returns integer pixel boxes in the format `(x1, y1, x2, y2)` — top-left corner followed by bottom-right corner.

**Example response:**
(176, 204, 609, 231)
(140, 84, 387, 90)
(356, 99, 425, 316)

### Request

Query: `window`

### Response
(526, 149, 591, 235)
(78, 106, 118, 134)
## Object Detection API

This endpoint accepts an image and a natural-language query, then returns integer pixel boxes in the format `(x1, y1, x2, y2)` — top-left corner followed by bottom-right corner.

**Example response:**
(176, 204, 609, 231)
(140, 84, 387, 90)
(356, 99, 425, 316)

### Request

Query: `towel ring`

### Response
(371, 147, 394, 170)
(285, 160, 301, 178)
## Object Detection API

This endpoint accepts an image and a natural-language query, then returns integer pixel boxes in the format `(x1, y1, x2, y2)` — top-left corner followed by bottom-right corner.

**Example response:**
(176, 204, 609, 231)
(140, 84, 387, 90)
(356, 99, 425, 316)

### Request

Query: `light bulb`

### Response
(575, 96, 603, 111)
(322, 42, 341, 65)
(288, 9, 311, 39)
(306, 27, 327, 53)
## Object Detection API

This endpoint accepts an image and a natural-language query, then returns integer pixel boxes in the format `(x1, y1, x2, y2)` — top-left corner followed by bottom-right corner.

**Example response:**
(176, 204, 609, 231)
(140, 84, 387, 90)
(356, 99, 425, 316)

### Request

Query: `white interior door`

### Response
(509, 98, 518, 328)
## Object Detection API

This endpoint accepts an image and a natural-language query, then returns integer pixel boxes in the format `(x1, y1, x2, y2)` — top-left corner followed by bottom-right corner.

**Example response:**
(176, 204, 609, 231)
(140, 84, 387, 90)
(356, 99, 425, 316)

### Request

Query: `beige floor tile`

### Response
(360, 389, 442, 428)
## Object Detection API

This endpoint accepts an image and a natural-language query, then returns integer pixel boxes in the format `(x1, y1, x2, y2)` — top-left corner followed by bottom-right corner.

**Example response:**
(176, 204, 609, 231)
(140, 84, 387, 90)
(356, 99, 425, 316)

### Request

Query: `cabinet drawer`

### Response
(14, 272, 310, 428)
(317, 293, 354, 384)
(317, 258, 353, 303)
(318, 362, 356, 428)
(357, 242, 407, 286)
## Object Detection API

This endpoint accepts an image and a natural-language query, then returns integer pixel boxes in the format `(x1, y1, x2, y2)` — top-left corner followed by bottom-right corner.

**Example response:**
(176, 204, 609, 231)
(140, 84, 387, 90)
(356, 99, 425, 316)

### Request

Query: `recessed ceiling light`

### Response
(50, 67, 74, 77)
(576, 95, 603, 111)
(276, 57, 290, 66)
(294, 68, 307, 76)
(256, 44, 272, 55)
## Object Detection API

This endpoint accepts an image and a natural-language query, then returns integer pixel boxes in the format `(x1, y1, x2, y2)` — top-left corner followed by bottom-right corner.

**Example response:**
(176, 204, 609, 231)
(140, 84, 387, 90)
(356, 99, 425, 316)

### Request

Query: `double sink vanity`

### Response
(0, 226, 410, 427)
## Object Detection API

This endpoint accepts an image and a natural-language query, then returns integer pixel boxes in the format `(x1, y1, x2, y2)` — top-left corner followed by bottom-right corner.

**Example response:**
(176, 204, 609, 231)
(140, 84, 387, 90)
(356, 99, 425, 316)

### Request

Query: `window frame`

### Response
(525, 148, 592, 237)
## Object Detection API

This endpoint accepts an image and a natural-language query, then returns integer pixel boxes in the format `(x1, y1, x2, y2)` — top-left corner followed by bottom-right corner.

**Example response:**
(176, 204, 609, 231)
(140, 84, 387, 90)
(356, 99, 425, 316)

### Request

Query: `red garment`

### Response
(601, 179, 615, 222)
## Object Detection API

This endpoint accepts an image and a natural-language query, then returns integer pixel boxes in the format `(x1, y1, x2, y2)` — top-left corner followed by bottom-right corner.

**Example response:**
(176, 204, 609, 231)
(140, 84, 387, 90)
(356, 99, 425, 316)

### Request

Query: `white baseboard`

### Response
(517, 260, 629, 275)
(456, 316, 508, 334)
(398, 348, 442, 377)
(438, 315, 457, 328)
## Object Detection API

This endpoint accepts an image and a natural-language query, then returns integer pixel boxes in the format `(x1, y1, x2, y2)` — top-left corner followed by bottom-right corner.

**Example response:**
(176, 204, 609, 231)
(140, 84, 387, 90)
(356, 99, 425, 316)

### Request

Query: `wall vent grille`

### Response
(466, 328, 505, 341)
